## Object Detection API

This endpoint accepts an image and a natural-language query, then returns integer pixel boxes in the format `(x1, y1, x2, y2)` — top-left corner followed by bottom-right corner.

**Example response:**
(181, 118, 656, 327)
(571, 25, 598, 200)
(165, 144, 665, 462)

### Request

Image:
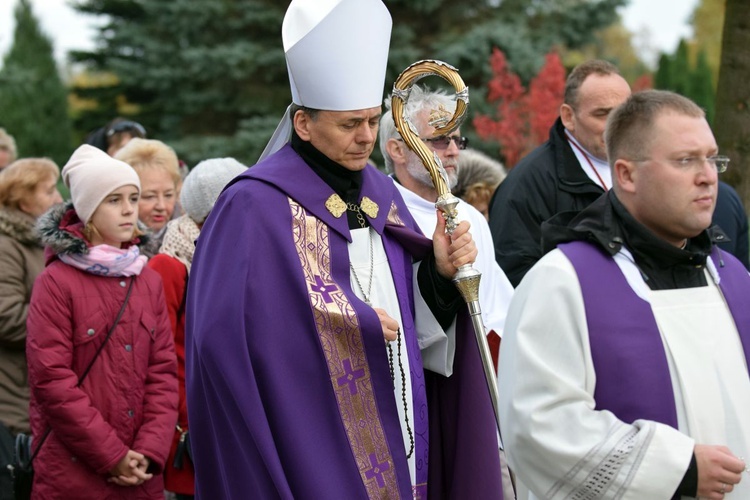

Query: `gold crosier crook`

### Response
(391, 60, 502, 435)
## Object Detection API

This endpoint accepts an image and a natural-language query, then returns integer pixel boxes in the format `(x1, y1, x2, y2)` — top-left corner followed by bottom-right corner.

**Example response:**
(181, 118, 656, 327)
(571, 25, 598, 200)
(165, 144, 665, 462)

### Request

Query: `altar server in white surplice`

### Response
(498, 90, 750, 500)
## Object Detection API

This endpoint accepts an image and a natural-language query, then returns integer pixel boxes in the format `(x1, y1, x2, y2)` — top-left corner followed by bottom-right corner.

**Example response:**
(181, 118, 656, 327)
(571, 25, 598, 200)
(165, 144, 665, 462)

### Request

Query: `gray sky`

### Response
(0, 0, 699, 69)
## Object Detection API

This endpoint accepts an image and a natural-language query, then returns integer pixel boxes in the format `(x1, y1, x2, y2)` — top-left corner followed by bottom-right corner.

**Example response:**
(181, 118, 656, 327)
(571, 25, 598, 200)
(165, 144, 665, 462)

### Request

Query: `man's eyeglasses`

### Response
(423, 135, 468, 150)
(107, 120, 147, 138)
(632, 155, 730, 174)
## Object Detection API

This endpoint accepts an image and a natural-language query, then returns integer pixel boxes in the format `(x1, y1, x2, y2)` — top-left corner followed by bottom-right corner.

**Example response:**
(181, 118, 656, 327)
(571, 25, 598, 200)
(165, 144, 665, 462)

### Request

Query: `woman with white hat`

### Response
(148, 157, 247, 500)
(26, 145, 177, 499)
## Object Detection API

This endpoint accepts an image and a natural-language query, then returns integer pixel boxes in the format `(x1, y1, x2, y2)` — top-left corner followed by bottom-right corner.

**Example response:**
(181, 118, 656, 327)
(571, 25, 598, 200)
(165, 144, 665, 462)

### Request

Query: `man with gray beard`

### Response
(380, 85, 513, 338)
(380, 86, 513, 343)
(380, 85, 515, 492)
(380, 87, 515, 499)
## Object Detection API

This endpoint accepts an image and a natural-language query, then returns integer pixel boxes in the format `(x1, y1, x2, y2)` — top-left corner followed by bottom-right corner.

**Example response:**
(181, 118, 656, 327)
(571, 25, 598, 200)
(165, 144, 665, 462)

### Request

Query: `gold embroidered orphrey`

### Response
(325, 194, 379, 220)
(289, 197, 399, 497)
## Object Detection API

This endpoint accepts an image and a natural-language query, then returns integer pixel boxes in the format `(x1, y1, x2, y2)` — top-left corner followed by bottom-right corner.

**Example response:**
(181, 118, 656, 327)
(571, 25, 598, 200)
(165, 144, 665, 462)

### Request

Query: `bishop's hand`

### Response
(373, 307, 399, 342)
(432, 210, 477, 279)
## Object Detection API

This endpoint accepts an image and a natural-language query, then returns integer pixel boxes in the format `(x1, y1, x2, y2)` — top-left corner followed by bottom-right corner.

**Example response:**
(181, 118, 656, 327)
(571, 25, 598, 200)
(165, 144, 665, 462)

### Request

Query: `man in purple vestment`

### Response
(184, 0, 504, 498)
(498, 90, 750, 500)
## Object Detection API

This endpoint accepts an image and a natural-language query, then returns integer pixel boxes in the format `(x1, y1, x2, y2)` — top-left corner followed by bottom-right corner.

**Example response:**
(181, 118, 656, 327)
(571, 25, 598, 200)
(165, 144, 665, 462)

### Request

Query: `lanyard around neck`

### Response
(566, 133, 608, 191)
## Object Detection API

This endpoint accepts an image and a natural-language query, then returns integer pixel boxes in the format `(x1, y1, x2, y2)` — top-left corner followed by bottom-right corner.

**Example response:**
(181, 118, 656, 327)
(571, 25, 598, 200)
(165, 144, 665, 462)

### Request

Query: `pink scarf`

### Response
(59, 244, 147, 276)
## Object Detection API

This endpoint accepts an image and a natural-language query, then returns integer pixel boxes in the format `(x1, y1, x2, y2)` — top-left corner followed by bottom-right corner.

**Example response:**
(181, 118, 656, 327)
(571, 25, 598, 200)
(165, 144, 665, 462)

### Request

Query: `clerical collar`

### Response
(291, 130, 368, 229)
(610, 193, 713, 290)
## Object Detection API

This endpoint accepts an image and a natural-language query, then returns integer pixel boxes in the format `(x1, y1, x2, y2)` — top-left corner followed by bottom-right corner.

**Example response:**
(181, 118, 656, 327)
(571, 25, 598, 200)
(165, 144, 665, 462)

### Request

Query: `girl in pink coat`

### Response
(26, 145, 178, 499)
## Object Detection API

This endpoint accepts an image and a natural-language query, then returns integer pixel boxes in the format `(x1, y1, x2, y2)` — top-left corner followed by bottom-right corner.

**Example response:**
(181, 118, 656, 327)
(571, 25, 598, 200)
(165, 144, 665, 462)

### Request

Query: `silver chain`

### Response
(349, 224, 414, 459)
(349, 228, 374, 306)
(346, 202, 367, 229)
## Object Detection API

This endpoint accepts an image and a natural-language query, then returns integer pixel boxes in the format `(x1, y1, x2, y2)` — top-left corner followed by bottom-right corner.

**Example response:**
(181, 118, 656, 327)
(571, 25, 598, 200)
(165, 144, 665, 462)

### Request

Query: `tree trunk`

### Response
(714, 0, 750, 212)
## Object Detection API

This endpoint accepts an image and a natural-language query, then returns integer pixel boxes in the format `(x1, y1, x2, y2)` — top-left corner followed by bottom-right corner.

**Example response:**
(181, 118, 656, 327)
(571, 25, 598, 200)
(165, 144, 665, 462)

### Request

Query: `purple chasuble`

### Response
(560, 241, 750, 429)
(185, 145, 503, 499)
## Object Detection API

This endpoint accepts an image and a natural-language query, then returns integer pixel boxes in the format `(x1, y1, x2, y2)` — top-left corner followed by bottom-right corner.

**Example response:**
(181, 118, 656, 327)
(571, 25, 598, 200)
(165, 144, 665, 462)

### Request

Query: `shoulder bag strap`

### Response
(30, 277, 137, 462)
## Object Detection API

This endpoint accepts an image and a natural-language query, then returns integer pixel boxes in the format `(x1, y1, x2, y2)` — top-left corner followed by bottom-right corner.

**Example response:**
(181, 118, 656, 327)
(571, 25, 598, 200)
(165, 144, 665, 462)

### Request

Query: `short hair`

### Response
(0, 128, 18, 163)
(0, 158, 60, 211)
(114, 138, 181, 187)
(605, 90, 705, 167)
(564, 60, 620, 108)
(289, 104, 319, 121)
(379, 85, 457, 173)
(454, 148, 506, 199)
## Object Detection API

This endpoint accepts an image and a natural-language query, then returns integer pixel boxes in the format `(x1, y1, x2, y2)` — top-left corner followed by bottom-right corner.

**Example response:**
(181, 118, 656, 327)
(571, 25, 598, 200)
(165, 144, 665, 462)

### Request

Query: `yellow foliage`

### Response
(690, 0, 724, 87)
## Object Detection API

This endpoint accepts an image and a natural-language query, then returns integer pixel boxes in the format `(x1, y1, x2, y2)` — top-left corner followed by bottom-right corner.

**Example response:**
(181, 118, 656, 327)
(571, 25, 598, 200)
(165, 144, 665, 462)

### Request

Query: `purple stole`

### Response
(559, 241, 750, 428)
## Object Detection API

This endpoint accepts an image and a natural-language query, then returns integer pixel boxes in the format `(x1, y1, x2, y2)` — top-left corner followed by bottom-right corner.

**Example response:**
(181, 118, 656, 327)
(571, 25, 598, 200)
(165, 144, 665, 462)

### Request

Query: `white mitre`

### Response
(258, 0, 392, 161)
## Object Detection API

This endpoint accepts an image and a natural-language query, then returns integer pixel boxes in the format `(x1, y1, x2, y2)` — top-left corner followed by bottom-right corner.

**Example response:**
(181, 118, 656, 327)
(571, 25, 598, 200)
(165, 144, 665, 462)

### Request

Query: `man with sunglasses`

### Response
(488, 60, 631, 287)
(380, 85, 514, 367)
(380, 84, 516, 499)
(498, 90, 749, 499)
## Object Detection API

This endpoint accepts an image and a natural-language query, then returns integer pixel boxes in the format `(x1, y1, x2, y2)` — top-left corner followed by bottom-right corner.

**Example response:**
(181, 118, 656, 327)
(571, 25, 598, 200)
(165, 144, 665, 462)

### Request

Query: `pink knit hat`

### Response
(61, 145, 141, 224)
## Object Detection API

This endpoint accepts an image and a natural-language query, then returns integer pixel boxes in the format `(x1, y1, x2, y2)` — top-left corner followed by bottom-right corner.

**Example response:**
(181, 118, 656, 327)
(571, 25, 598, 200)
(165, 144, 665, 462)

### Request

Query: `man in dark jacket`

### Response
(712, 180, 749, 269)
(488, 60, 630, 286)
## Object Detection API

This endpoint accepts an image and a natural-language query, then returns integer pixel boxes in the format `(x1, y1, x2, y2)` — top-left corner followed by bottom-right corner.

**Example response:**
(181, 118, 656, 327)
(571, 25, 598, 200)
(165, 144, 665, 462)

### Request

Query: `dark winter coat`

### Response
(26, 203, 177, 499)
(488, 118, 604, 286)
(712, 181, 749, 269)
(541, 190, 728, 290)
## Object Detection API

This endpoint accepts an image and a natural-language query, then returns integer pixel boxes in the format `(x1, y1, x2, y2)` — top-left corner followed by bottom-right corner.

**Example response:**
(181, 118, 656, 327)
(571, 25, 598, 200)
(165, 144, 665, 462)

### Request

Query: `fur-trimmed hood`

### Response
(36, 201, 150, 260)
(0, 206, 41, 247)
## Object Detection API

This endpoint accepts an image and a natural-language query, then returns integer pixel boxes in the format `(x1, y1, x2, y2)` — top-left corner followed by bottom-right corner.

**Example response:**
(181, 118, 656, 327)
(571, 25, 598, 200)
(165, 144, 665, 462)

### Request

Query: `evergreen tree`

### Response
(654, 53, 673, 90)
(71, 0, 286, 166)
(690, 0, 725, 88)
(654, 43, 716, 127)
(691, 50, 715, 125)
(70, 0, 625, 166)
(671, 39, 692, 98)
(0, 0, 73, 166)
